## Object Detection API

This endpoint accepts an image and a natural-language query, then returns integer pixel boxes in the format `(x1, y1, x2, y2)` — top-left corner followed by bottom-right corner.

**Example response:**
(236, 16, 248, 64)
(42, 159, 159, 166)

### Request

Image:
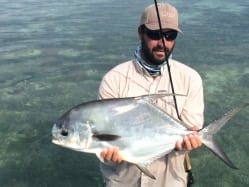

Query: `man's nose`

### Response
(157, 39, 165, 48)
(157, 37, 166, 46)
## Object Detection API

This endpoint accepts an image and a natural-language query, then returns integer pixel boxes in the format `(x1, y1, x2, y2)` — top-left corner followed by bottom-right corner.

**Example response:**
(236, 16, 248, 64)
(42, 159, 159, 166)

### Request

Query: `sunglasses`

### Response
(143, 26, 178, 41)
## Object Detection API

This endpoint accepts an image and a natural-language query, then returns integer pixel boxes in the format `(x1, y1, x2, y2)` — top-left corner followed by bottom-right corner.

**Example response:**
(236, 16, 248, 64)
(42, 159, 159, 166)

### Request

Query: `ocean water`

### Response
(0, 0, 248, 186)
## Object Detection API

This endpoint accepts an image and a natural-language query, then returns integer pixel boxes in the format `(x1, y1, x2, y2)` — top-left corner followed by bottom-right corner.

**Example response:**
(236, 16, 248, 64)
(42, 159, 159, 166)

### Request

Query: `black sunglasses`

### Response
(143, 26, 178, 41)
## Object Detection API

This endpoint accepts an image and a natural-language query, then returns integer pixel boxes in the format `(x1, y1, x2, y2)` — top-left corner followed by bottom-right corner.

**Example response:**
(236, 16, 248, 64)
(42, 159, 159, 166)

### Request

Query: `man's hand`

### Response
(175, 126, 202, 151)
(100, 147, 123, 164)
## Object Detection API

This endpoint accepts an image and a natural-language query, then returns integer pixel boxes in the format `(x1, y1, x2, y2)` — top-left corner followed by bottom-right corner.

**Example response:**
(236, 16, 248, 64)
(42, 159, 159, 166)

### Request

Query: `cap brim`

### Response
(145, 23, 182, 33)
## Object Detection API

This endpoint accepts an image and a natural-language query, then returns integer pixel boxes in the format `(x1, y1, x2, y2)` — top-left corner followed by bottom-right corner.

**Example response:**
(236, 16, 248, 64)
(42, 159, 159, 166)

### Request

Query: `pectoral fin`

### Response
(92, 133, 121, 141)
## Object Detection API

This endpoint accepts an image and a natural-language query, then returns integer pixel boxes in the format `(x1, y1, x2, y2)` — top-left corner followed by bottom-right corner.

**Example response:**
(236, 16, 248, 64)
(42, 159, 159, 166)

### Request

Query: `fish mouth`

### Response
(52, 139, 60, 145)
(51, 131, 64, 146)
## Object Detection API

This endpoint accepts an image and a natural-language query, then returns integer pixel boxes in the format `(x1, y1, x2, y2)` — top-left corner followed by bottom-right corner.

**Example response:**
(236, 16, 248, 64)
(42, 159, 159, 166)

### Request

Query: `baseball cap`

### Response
(140, 3, 182, 33)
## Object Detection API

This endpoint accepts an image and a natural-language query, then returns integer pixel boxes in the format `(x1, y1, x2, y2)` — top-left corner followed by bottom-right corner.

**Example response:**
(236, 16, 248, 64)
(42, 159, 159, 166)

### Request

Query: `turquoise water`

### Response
(0, 0, 248, 186)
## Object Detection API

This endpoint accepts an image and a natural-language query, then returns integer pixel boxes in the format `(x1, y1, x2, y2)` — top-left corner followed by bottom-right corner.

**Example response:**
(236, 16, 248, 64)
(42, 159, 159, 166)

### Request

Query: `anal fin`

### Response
(136, 164, 156, 180)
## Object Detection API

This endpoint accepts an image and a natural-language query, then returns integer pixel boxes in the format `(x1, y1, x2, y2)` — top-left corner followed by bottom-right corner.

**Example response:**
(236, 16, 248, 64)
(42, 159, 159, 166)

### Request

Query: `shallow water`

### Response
(0, 0, 248, 186)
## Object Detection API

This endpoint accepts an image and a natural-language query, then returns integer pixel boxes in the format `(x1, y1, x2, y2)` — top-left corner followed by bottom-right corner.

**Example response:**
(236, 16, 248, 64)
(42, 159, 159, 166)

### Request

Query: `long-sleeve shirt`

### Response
(98, 58, 204, 187)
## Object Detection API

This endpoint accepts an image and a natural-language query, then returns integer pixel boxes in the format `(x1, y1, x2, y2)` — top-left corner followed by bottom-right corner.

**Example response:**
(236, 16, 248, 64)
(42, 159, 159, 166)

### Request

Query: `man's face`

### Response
(139, 26, 177, 65)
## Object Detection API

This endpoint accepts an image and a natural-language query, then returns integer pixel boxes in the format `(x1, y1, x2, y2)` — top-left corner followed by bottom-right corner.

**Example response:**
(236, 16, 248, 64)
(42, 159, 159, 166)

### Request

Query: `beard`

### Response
(141, 39, 174, 65)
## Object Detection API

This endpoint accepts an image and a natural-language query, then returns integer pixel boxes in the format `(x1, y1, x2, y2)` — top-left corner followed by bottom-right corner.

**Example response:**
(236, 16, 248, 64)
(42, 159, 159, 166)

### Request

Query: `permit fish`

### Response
(52, 94, 248, 179)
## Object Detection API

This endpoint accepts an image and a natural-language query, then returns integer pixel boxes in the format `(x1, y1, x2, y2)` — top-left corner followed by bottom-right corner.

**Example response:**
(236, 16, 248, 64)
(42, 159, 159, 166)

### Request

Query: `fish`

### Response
(51, 94, 248, 179)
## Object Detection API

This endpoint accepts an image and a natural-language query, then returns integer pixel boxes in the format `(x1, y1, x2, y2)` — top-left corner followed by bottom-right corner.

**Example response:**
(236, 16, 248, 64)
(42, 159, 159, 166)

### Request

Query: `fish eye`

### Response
(61, 130, 69, 136)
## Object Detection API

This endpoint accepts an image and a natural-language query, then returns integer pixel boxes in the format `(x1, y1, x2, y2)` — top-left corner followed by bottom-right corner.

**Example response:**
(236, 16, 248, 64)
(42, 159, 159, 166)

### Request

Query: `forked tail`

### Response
(199, 103, 249, 169)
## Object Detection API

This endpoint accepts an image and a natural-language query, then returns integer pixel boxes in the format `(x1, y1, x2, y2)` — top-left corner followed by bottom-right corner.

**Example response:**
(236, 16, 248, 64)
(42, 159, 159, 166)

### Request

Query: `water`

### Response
(0, 0, 248, 186)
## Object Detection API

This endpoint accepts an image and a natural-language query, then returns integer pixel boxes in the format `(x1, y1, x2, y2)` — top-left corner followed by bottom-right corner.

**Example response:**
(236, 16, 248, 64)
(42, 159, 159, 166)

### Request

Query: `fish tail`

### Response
(199, 103, 249, 169)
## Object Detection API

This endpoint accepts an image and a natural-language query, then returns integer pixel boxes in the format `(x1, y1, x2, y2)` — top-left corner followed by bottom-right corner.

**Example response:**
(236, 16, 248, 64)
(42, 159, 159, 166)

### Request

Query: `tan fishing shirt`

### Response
(98, 58, 204, 187)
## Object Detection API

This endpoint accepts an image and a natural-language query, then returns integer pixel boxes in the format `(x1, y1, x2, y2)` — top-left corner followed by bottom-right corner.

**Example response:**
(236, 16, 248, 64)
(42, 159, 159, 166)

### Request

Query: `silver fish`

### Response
(52, 94, 247, 179)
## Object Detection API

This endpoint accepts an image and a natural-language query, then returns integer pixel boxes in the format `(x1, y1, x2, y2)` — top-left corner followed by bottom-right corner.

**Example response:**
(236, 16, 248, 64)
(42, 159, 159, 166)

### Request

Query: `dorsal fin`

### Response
(136, 93, 186, 102)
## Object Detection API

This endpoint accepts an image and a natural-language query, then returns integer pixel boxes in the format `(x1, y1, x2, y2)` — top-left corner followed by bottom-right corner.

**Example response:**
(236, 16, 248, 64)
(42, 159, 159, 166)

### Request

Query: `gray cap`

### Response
(140, 3, 182, 33)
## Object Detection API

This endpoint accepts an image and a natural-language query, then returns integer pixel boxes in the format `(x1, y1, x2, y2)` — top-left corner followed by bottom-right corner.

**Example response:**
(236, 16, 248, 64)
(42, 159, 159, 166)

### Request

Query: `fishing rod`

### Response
(153, 0, 181, 120)
(153, 1, 194, 186)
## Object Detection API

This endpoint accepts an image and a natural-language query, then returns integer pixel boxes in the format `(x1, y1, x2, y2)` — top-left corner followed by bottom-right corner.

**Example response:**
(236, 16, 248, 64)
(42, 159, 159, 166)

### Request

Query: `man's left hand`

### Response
(175, 126, 202, 151)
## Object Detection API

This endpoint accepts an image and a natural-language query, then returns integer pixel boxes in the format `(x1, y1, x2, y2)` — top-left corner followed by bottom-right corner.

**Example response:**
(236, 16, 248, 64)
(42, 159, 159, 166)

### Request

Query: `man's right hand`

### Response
(100, 147, 123, 164)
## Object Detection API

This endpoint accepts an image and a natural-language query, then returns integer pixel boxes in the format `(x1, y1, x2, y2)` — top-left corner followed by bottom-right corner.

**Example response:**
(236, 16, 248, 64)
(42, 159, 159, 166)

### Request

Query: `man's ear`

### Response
(138, 26, 143, 40)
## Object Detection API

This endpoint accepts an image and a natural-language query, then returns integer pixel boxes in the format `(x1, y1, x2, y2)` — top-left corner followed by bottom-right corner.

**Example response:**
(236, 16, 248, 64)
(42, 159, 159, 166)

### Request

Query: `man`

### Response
(98, 3, 204, 187)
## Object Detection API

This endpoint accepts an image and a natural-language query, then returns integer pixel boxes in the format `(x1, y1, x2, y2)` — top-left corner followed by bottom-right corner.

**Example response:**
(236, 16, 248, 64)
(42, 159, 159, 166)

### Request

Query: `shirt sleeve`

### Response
(180, 72, 204, 130)
(98, 72, 119, 99)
